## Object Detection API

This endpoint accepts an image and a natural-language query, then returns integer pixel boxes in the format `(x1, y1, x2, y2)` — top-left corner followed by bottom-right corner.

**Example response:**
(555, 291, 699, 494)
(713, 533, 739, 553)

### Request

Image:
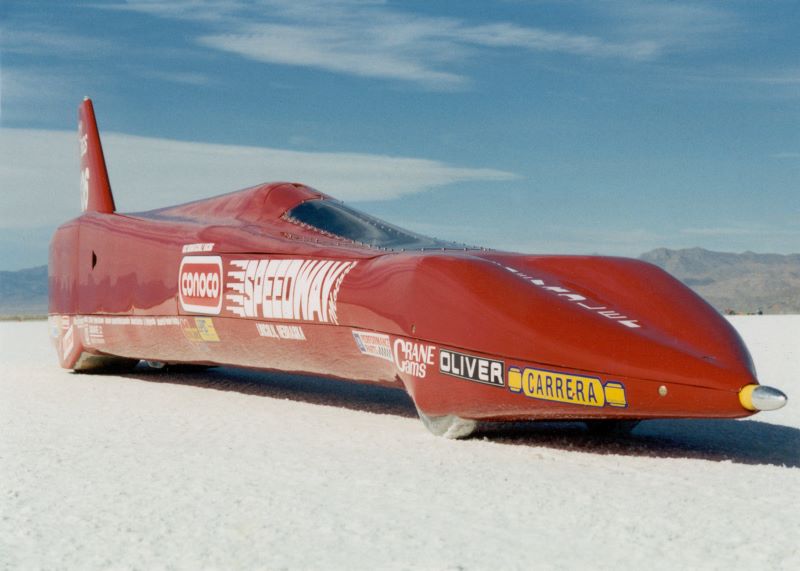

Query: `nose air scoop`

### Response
(739, 385, 788, 412)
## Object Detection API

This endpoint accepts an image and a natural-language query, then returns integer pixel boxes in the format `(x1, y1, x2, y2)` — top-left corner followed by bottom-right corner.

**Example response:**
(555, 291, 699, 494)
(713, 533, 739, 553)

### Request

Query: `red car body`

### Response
(49, 99, 786, 437)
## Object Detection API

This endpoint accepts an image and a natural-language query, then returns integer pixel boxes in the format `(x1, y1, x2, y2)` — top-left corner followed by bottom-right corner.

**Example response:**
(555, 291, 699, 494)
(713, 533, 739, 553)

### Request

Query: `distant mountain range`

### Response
(640, 248, 800, 314)
(0, 265, 48, 317)
(1, 248, 799, 317)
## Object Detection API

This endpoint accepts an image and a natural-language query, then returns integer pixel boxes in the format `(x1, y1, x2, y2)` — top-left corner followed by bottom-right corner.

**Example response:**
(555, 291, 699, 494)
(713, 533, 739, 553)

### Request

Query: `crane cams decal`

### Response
(394, 339, 435, 378)
(439, 349, 504, 387)
(507, 366, 627, 408)
(178, 256, 224, 315)
(226, 259, 357, 324)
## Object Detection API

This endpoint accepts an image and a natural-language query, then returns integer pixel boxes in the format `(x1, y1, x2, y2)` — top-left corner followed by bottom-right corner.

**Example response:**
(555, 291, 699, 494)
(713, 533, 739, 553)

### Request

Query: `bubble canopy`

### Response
(285, 199, 464, 250)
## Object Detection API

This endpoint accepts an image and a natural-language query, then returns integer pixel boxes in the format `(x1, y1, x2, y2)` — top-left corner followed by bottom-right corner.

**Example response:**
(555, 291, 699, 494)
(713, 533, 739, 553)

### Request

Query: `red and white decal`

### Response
(182, 243, 214, 254)
(225, 258, 356, 324)
(353, 330, 393, 362)
(179, 256, 223, 315)
(393, 338, 436, 379)
(503, 266, 641, 329)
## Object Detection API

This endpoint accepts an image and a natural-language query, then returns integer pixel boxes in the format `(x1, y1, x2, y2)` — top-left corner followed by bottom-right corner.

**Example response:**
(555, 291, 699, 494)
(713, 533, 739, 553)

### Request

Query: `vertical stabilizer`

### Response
(78, 97, 115, 213)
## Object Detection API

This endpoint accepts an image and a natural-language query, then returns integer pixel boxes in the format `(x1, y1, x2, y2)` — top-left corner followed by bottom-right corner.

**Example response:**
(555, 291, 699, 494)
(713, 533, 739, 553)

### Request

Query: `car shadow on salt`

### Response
(475, 420, 800, 468)
(123, 364, 419, 418)
(122, 365, 799, 469)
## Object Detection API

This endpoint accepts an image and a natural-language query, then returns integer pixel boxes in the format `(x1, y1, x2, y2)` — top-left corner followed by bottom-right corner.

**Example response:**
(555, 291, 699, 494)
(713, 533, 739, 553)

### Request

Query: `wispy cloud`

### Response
(0, 127, 517, 228)
(136, 69, 212, 86)
(0, 67, 76, 124)
(747, 71, 800, 85)
(110, 0, 727, 88)
(0, 26, 111, 55)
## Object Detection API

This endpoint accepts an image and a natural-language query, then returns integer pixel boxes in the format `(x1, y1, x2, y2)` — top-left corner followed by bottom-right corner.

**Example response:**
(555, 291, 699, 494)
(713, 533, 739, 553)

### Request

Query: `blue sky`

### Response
(1, 0, 798, 269)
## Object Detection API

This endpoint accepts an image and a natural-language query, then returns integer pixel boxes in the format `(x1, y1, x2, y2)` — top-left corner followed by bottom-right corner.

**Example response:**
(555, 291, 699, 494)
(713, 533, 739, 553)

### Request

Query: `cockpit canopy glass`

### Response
(285, 199, 462, 250)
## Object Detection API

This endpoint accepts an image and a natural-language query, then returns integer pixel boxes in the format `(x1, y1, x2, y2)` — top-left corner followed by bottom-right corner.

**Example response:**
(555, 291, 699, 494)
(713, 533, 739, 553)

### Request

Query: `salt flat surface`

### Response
(1, 317, 798, 570)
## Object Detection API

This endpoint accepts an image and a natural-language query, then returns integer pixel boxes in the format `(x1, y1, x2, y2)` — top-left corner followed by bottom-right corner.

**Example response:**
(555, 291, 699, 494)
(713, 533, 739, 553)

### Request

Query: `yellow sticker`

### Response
(180, 318, 202, 342)
(194, 317, 220, 342)
(508, 366, 627, 408)
(603, 382, 628, 407)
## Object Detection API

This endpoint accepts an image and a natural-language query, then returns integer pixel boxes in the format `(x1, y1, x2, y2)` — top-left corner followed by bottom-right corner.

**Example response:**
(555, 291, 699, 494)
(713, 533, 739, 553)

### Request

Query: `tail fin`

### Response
(78, 97, 116, 213)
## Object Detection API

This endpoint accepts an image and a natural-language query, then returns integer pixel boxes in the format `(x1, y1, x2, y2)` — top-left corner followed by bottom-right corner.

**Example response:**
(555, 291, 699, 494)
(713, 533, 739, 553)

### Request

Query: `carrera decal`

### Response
(507, 366, 628, 408)
(225, 258, 357, 324)
(179, 256, 223, 315)
(502, 266, 641, 329)
(194, 317, 220, 342)
(439, 349, 504, 387)
(256, 322, 307, 341)
(352, 330, 393, 362)
(393, 339, 435, 379)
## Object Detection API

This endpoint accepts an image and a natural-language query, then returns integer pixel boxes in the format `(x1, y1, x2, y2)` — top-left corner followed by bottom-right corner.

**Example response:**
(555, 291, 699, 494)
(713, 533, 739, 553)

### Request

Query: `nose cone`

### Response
(486, 254, 758, 391)
(739, 385, 788, 412)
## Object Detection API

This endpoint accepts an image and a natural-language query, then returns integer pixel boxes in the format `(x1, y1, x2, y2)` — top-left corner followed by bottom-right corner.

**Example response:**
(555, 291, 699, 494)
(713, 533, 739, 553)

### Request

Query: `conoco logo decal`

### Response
(179, 256, 223, 315)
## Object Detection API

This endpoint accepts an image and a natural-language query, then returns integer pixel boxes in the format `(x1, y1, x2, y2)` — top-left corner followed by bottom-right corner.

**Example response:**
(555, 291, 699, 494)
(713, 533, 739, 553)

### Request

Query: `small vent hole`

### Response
(91, 251, 97, 269)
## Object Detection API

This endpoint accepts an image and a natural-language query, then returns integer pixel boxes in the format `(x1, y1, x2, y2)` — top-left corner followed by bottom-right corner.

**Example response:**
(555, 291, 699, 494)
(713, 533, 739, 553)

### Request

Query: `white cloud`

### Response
(0, 67, 77, 124)
(114, 0, 695, 88)
(0, 128, 517, 228)
(0, 26, 111, 55)
(199, 24, 466, 87)
(137, 69, 212, 86)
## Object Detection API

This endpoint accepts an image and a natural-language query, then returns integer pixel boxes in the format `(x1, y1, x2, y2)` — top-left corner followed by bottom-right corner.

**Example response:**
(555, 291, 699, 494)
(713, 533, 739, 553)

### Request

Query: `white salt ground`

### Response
(0, 317, 798, 570)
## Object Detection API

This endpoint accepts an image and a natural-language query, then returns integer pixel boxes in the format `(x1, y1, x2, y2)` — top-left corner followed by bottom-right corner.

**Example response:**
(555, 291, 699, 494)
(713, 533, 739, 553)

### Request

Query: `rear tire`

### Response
(73, 353, 139, 373)
(417, 408, 479, 439)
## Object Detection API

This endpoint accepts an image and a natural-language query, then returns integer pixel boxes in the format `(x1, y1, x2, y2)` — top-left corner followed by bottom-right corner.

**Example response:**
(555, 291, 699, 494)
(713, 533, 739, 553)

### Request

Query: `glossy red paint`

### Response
(49, 100, 765, 432)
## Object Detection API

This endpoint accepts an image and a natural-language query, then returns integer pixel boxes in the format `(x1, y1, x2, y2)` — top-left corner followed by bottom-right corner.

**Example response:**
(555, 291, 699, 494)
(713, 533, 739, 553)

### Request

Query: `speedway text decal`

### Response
(225, 258, 356, 324)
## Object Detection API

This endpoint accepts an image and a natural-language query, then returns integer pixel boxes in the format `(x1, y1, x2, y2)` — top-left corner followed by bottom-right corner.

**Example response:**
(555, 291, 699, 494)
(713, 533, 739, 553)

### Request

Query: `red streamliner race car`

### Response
(49, 99, 787, 438)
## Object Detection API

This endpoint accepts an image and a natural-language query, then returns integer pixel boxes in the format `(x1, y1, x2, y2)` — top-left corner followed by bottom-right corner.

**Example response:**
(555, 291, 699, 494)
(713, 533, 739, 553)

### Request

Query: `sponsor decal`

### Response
(256, 322, 307, 341)
(78, 120, 89, 211)
(79, 323, 105, 346)
(352, 330, 393, 362)
(179, 256, 223, 315)
(439, 349, 504, 387)
(225, 258, 356, 324)
(393, 338, 435, 378)
(181, 318, 202, 342)
(194, 317, 220, 342)
(507, 366, 628, 408)
(182, 243, 214, 254)
(502, 266, 641, 329)
(62, 323, 75, 357)
(49, 316, 60, 339)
